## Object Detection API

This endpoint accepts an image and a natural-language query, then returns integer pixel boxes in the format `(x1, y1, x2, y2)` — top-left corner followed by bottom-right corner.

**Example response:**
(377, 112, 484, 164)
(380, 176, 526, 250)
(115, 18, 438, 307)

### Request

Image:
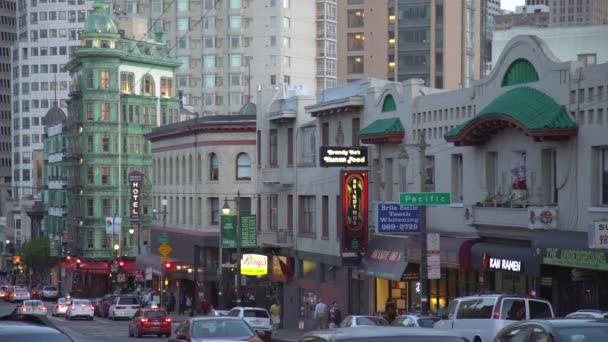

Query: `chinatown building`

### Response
(43, 0, 180, 297)
(256, 35, 608, 328)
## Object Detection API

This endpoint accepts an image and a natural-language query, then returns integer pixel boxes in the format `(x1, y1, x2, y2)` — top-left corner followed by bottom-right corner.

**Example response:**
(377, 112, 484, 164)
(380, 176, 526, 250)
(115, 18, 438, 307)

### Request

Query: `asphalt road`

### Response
(0, 300, 166, 342)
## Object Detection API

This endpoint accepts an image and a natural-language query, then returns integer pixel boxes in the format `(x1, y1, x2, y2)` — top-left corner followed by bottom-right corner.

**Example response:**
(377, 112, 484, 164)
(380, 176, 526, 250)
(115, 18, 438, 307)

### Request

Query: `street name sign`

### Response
(158, 235, 169, 243)
(400, 192, 451, 206)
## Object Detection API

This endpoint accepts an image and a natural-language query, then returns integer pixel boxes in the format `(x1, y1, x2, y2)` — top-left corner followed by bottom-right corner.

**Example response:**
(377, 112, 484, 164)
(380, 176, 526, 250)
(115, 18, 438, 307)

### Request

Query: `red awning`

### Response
(79, 261, 109, 274)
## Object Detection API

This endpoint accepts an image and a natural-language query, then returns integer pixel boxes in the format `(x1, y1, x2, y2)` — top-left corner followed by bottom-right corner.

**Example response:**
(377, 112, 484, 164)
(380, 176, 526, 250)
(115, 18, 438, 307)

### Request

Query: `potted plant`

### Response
(511, 179, 527, 206)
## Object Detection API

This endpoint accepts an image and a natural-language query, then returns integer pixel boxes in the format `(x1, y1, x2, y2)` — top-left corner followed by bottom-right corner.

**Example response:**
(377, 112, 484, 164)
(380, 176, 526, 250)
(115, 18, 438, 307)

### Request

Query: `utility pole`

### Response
(400, 130, 430, 315)
(236, 190, 242, 305)
(160, 200, 167, 308)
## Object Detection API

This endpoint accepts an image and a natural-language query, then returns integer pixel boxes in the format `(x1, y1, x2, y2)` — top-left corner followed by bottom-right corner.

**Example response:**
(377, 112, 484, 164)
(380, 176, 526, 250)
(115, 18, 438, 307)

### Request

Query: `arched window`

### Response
(210, 153, 219, 180)
(141, 74, 155, 96)
(382, 94, 396, 112)
(236, 153, 251, 180)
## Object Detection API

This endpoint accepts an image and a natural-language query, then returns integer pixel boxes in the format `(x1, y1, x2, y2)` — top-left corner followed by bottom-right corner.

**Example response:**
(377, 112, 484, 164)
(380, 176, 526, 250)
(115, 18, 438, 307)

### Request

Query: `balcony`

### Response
(48, 206, 67, 217)
(260, 229, 294, 247)
(48, 179, 67, 190)
(260, 168, 294, 186)
(268, 108, 296, 123)
(48, 152, 64, 163)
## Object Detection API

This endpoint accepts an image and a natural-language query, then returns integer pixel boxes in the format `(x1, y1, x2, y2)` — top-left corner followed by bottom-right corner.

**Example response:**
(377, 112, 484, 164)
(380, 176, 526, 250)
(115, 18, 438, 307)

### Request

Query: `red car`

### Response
(128, 308, 172, 338)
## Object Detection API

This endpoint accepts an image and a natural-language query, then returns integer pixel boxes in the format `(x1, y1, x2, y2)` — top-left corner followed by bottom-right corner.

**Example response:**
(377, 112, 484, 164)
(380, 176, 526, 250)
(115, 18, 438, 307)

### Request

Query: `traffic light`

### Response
(118, 260, 125, 267)
(165, 262, 172, 269)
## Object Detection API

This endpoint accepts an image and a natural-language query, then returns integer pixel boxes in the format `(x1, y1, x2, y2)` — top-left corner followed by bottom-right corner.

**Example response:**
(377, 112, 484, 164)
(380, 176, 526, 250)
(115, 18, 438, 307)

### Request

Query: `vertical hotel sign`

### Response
(341, 170, 368, 253)
(129, 171, 143, 222)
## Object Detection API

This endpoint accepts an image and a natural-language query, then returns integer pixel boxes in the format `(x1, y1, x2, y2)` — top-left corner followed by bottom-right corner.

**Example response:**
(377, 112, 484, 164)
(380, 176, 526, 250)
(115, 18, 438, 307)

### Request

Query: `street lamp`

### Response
(221, 190, 242, 306)
(399, 130, 431, 315)
(113, 243, 120, 257)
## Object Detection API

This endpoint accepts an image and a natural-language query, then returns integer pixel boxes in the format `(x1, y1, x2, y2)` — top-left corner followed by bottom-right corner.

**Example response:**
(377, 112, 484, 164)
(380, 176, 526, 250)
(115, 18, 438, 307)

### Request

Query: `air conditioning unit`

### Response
(528, 206, 558, 230)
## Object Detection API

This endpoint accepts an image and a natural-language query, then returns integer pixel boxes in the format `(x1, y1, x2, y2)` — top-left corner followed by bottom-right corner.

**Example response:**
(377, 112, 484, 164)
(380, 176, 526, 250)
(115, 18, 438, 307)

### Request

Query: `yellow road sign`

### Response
(160, 256, 170, 262)
(158, 243, 172, 256)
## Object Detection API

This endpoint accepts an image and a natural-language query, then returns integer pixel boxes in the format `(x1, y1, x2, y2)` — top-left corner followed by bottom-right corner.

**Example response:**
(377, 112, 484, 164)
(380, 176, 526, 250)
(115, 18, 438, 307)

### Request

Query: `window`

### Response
(87, 135, 93, 153)
(178, 18, 189, 31)
(269, 129, 278, 166)
(101, 167, 109, 184)
(151, 0, 162, 12)
(322, 196, 329, 238)
(348, 56, 364, 74)
(600, 148, 608, 205)
(204, 55, 216, 69)
(287, 127, 294, 166)
(230, 54, 242, 67)
(456, 298, 496, 319)
(577, 53, 596, 67)
(230, 15, 242, 28)
(101, 103, 109, 121)
(85, 71, 93, 89)
(425, 156, 435, 192)
(101, 136, 110, 152)
(529, 300, 553, 319)
(161, 78, 173, 97)
(299, 196, 316, 234)
(236, 153, 251, 180)
(87, 166, 94, 183)
(86, 103, 93, 120)
(210, 153, 219, 180)
(87, 198, 94, 216)
(100, 71, 110, 89)
(120, 72, 134, 93)
(230, 0, 241, 8)
(270, 16, 277, 28)
(283, 17, 291, 28)
(141, 75, 155, 96)
(230, 35, 241, 48)
(210, 197, 219, 224)
(451, 154, 463, 202)
(348, 9, 365, 27)
(268, 194, 278, 231)
(177, 0, 188, 11)
(102, 198, 111, 216)
(500, 299, 526, 321)
(300, 126, 316, 164)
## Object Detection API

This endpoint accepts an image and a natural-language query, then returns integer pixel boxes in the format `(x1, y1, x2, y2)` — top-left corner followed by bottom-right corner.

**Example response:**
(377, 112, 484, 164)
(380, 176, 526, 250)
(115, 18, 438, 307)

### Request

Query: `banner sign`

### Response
(320, 146, 368, 167)
(221, 214, 257, 248)
(240, 254, 268, 276)
(129, 171, 143, 222)
(341, 170, 369, 253)
(540, 247, 608, 271)
(105, 216, 122, 235)
(589, 221, 608, 249)
(376, 202, 421, 233)
(240, 215, 257, 248)
(221, 215, 237, 248)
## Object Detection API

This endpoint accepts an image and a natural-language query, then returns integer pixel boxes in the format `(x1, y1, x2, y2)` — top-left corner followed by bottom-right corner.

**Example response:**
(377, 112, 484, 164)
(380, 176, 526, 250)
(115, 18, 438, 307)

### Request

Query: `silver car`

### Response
(340, 315, 389, 327)
(52, 297, 70, 316)
(8, 288, 31, 302)
(299, 326, 468, 342)
(392, 314, 440, 328)
(42, 286, 59, 300)
(17, 300, 48, 315)
(565, 309, 608, 319)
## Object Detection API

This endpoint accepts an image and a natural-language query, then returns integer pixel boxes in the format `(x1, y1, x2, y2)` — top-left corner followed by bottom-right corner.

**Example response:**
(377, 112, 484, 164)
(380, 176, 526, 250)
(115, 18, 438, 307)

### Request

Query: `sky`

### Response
(501, 0, 525, 11)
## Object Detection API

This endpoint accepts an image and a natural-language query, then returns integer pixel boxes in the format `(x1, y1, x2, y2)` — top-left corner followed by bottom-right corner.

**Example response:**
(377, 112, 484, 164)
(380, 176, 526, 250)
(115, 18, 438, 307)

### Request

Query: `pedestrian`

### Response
(186, 293, 192, 316)
(313, 298, 328, 329)
(329, 301, 342, 328)
(270, 301, 281, 329)
(179, 293, 186, 314)
(200, 298, 212, 316)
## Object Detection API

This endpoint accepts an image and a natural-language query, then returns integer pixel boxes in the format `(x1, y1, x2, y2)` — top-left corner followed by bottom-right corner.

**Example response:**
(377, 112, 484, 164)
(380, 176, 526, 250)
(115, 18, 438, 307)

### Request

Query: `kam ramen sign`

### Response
(240, 254, 268, 276)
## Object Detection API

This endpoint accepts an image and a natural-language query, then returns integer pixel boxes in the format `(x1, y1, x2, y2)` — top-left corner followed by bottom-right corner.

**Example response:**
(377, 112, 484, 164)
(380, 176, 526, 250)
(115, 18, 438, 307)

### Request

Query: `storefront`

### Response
(364, 235, 479, 316)
(533, 231, 608, 316)
(471, 240, 541, 297)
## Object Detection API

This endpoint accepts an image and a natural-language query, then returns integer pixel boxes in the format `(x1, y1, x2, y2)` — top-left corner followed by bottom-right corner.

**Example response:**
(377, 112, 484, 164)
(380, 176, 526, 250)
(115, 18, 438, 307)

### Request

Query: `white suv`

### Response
(228, 307, 273, 341)
(434, 294, 554, 342)
(108, 295, 140, 320)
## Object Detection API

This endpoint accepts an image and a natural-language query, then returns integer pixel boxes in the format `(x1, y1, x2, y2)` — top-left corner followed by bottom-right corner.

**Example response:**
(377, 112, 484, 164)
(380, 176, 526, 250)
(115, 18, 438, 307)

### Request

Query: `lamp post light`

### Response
(221, 190, 242, 306)
(398, 130, 431, 315)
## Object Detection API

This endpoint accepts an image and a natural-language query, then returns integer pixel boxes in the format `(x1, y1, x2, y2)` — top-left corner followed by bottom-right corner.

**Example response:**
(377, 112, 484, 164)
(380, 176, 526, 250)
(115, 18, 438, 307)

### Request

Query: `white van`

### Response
(434, 294, 554, 342)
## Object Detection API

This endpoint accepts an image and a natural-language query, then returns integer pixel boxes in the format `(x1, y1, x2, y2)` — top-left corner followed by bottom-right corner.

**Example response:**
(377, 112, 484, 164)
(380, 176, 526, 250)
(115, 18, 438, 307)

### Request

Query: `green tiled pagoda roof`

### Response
(445, 87, 576, 139)
(359, 118, 404, 136)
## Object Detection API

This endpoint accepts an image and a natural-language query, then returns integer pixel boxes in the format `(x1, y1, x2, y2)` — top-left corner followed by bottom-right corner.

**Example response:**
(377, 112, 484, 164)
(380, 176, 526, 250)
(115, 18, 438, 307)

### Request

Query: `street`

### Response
(0, 300, 298, 342)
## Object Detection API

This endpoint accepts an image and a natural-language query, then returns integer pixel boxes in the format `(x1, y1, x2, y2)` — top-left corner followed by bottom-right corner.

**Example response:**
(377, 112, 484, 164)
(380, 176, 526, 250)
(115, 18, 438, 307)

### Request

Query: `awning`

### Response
(471, 241, 540, 276)
(358, 118, 405, 144)
(533, 230, 608, 271)
(444, 87, 577, 146)
(399, 235, 478, 269)
(361, 236, 408, 281)
(79, 261, 109, 275)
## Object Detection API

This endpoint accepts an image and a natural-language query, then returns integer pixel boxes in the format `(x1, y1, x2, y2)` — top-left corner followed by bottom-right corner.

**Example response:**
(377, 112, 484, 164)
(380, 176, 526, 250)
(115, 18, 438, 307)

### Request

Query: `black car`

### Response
(494, 318, 608, 342)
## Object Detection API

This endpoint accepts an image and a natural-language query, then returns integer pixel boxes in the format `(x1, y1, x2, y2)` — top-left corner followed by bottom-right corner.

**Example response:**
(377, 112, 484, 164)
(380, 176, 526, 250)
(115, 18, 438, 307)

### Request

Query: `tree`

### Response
(20, 238, 54, 283)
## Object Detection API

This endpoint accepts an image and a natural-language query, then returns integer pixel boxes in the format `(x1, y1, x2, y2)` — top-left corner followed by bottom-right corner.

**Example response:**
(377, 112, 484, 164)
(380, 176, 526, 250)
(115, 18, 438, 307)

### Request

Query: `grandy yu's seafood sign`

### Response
(341, 170, 369, 253)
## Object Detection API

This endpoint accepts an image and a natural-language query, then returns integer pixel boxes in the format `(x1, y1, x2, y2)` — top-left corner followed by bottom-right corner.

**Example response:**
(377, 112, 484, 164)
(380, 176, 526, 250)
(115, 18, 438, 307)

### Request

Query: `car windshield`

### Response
(244, 310, 269, 318)
(24, 301, 43, 307)
(118, 297, 139, 305)
(418, 318, 439, 328)
(144, 311, 167, 318)
(339, 337, 465, 342)
(556, 326, 608, 341)
(355, 317, 389, 326)
(191, 319, 255, 338)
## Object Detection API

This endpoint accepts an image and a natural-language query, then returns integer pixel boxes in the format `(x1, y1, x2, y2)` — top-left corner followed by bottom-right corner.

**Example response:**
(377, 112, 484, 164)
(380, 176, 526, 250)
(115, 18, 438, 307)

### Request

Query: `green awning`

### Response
(444, 87, 577, 145)
(358, 118, 405, 144)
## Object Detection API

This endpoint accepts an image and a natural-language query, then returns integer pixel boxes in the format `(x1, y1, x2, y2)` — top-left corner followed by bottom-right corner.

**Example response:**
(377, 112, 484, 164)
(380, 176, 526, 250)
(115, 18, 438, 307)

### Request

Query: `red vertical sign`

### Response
(341, 170, 368, 253)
